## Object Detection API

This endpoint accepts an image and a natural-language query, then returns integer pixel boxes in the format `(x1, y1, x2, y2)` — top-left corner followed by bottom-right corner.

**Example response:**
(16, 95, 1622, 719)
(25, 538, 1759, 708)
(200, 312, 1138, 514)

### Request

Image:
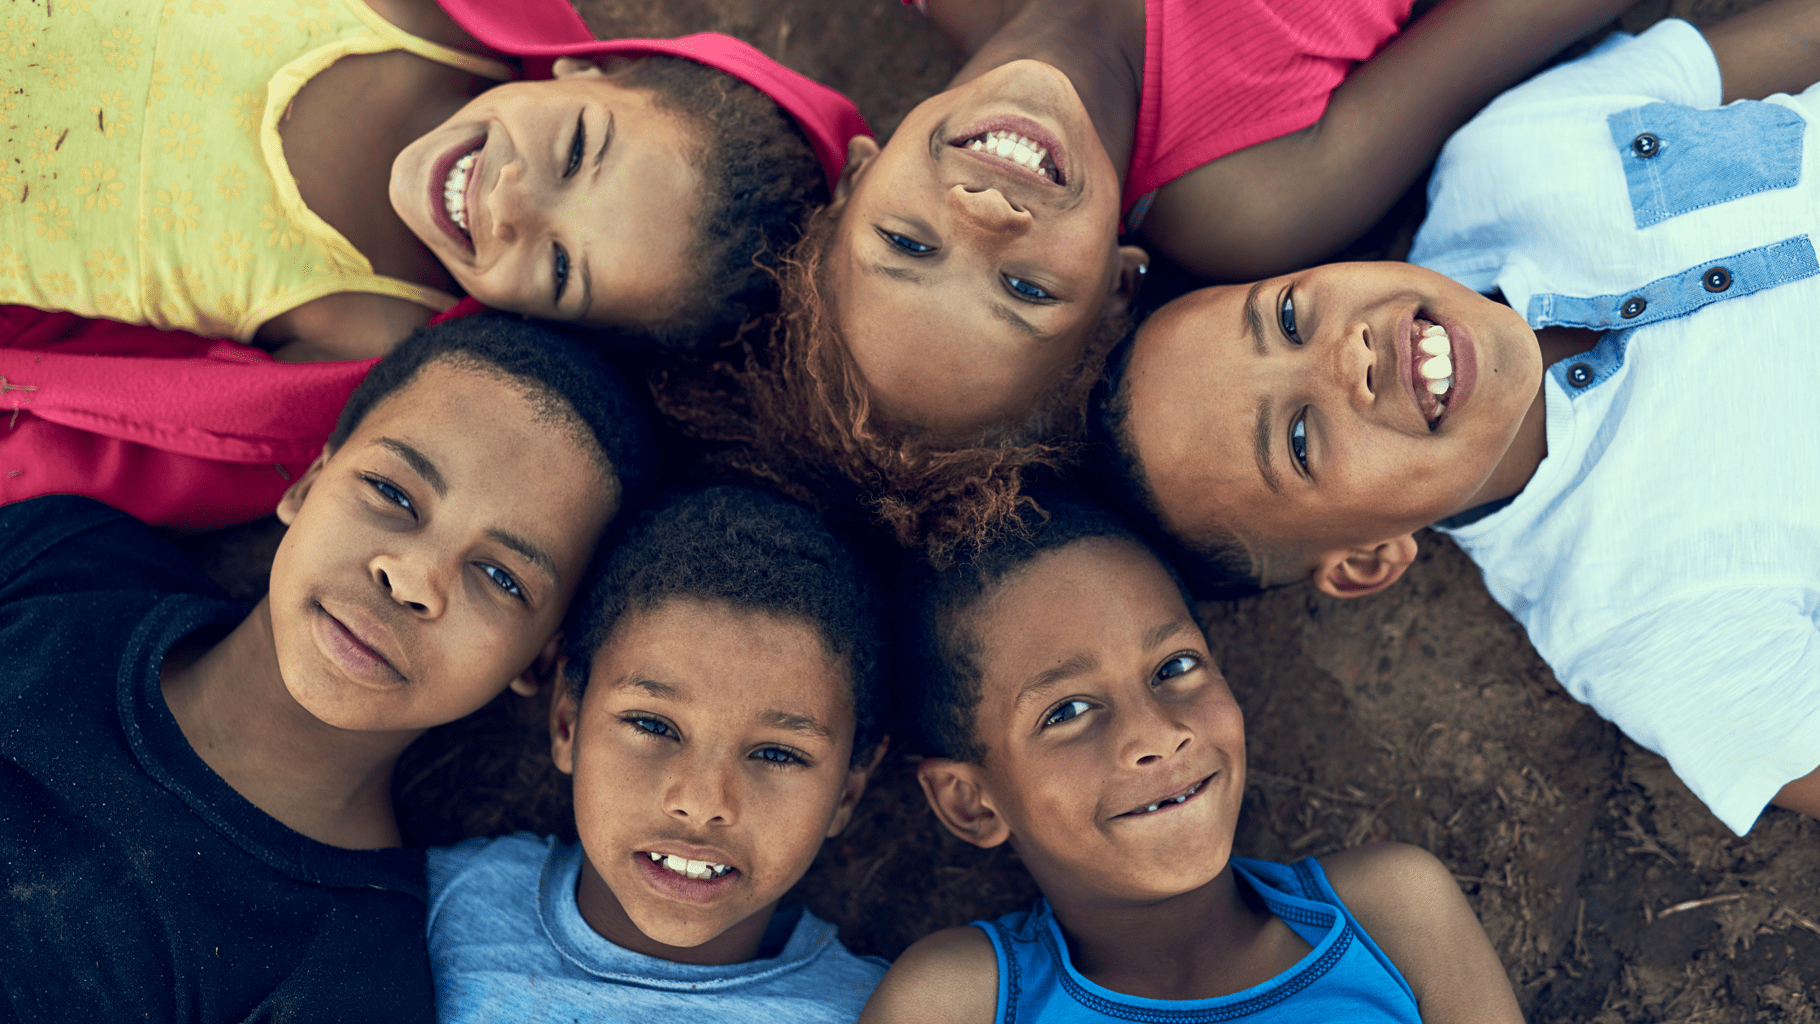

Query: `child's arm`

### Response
(858, 925, 1000, 1024)
(1703, 0, 1820, 101)
(1320, 842, 1524, 1024)
(1140, 0, 1635, 282)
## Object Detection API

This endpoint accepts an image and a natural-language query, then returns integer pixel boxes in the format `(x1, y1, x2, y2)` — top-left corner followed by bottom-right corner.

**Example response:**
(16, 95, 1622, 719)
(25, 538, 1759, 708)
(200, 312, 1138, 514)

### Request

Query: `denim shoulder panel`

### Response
(1607, 101, 1805, 228)
(1525, 235, 1818, 330)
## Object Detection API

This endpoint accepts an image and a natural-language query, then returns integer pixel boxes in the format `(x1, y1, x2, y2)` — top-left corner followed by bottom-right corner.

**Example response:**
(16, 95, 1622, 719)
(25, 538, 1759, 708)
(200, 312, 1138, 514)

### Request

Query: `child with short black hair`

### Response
(1094, 0, 1820, 836)
(867, 493, 1518, 1024)
(0, 314, 655, 1022)
(427, 485, 890, 1023)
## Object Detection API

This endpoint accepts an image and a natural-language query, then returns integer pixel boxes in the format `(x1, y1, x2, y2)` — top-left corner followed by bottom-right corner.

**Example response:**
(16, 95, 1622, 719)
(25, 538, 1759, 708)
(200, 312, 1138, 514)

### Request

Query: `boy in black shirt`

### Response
(0, 316, 654, 1023)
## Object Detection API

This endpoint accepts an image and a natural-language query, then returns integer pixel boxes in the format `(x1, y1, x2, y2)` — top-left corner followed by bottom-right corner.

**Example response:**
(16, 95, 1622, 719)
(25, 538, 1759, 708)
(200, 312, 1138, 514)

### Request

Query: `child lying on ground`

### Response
(0, 315, 654, 1022)
(1, 0, 862, 359)
(689, 0, 1634, 560)
(866, 494, 1518, 1023)
(1094, 0, 1820, 834)
(427, 485, 891, 1023)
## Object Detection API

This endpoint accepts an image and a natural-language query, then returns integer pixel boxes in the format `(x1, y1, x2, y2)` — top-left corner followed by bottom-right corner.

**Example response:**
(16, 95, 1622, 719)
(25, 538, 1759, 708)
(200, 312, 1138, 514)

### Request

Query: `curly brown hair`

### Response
(655, 205, 1130, 564)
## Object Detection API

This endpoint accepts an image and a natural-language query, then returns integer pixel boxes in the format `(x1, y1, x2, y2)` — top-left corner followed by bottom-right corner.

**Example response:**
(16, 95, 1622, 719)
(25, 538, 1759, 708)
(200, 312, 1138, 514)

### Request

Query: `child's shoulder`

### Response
(427, 832, 557, 912)
(858, 925, 998, 1024)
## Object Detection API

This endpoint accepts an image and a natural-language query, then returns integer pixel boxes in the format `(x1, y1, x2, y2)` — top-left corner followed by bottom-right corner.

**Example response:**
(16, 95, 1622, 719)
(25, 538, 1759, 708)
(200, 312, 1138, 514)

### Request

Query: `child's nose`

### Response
(1326, 320, 1377, 408)
(1122, 699, 1194, 768)
(663, 760, 738, 826)
(948, 183, 1032, 238)
(485, 161, 539, 245)
(369, 551, 446, 618)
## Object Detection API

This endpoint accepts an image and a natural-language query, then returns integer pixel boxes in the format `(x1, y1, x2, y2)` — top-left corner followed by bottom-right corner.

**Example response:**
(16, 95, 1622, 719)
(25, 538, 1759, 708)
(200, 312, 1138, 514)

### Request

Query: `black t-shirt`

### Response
(0, 497, 435, 1023)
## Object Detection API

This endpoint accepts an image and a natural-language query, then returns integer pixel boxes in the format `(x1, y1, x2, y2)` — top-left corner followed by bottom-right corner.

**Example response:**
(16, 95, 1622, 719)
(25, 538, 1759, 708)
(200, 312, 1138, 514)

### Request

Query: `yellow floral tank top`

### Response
(0, 0, 510, 340)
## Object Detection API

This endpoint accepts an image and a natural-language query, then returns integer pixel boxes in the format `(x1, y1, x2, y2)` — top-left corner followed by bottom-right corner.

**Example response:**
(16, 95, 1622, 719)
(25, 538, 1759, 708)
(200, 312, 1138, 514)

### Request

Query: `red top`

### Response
(1, 0, 869, 529)
(1124, 0, 1410, 213)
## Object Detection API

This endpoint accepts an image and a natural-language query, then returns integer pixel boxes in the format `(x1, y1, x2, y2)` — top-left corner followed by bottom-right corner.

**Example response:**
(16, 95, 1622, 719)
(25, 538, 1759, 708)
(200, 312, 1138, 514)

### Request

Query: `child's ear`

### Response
(548, 667, 582, 776)
(550, 56, 605, 79)
(274, 448, 332, 525)
(1310, 534, 1419, 599)
(916, 757, 1011, 849)
(831, 136, 881, 206)
(509, 633, 563, 698)
(1105, 245, 1151, 316)
(825, 735, 891, 838)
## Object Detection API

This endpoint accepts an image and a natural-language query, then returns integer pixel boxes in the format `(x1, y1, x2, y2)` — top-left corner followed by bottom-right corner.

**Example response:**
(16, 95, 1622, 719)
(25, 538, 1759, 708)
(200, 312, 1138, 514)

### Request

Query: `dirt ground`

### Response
(176, 0, 1819, 1019)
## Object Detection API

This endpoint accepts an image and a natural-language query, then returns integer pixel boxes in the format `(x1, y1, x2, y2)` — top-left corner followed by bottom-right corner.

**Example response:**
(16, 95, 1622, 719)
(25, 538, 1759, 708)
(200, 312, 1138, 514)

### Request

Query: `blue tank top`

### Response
(973, 857, 1422, 1023)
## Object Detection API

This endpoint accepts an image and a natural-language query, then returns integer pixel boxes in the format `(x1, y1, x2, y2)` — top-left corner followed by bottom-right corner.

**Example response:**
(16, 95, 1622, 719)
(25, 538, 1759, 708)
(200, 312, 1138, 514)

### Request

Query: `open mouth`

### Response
(955, 128, 1061, 183)
(644, 851, 737, 881)
(442, 145, 481, 239)
(1117, 774, 1213, 818)
(1412, 316, 1455, 428)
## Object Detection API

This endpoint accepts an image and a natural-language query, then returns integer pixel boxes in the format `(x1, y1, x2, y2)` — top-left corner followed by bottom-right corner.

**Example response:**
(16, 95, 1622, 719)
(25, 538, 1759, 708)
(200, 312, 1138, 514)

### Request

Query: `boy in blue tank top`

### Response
(863, 494, 1520, 1023)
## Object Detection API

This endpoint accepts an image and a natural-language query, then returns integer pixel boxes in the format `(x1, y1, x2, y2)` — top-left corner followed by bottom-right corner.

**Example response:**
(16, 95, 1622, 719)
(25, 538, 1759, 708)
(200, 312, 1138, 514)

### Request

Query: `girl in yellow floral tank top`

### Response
(0, 0, 842, 359)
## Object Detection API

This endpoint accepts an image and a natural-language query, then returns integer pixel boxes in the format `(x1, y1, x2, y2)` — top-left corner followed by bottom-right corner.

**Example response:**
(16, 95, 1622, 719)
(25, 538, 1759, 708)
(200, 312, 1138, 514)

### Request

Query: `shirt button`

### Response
(1567, 363, 1594, 387)
(1703, 266, 1732, 292)
(1631, 132, 1660, 158)
(1620, 296, 1647, 318)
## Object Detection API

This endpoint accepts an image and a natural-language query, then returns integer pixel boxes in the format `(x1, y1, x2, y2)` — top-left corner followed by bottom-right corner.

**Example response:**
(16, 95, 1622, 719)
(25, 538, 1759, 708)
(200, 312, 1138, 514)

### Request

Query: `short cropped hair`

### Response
(1088, 331, 1267, 599)
(606, 57, 828, 352)
(563, 485, 888, 764)
(330, 314, 657, 533)
(897, 491, 1192, 763)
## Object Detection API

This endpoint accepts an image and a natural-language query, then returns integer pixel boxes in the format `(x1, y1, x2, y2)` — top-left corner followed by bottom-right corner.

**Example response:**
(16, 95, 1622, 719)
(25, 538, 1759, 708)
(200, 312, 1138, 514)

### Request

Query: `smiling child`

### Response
(426, 486, 890, 1023)
(1095, 2, 1820, 834)
(864, 494, 1519, 1023)
(0, 314, 654, 1022)
(1, 0, 861, 359)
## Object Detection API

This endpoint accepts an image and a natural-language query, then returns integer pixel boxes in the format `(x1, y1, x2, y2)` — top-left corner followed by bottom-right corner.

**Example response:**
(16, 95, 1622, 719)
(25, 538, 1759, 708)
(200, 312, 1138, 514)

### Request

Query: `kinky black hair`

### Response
(1087, 329, 1268, 600)
(329, 313, 657, 532)
(562, 485, 888, 764)
(897, 491, 1193, 764)
(604, 57, 828, 353)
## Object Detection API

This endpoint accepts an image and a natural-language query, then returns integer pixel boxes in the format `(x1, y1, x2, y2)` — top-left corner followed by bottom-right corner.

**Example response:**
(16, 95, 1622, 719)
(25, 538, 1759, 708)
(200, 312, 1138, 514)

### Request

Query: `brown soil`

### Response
(174, 0, 1820, 1018)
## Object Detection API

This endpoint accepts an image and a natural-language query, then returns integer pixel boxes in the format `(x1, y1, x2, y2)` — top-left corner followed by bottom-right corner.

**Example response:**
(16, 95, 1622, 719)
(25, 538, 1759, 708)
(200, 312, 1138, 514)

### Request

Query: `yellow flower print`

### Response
(154, 184, 202, 234)
(93, 291, 131, 318)
(260, 202, 304, 251)
(177, 265, 208, 296)
(289, 0, 335, 37)
(101, 26, 145, 71)
(180, 51, 223, 97)
(149, 59, 169, 103)
(213, 162, 248, 201)
(0, 17, 38, 60)
(160, 112, 203, 160)
(190, 0, 226, 14)
(215, 230, 255, 271)
(29, 198, 74, 241)
(40, 49, 80, 92)
(86, 248, 129, 283)
(74, 160, 124, 212)
(0, 244, 24, 280)
(0, 167, 16, 206)
(230, 90, 263, 134)
(39, 270, 77, 297)
(239, 14, 282, 57)
(0, 76, 17, 121)
(26, 126, 66, 167)
(66, 0, 94, 12)
(91, 88, 136, 139)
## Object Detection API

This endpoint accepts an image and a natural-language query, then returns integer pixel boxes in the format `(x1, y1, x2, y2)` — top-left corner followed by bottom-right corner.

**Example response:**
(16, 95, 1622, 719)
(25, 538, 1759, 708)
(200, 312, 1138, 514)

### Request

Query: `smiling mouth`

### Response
(442, 145, 480, 239)
(1118, 774, 1214, 817)
(644, 851, 737, 880)
(1413, 316, 1456, 428)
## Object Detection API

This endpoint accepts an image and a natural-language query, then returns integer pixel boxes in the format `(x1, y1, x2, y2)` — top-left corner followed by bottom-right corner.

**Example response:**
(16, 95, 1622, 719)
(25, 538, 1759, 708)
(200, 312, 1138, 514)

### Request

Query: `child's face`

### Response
(1121, 262, 1541, 575)
(268, 361, 613, 732)
(939, 538, 1247, 904)
(825, 60, 1137, 439)
(391, 59, 700, 328)
(553, 598, 874, 961)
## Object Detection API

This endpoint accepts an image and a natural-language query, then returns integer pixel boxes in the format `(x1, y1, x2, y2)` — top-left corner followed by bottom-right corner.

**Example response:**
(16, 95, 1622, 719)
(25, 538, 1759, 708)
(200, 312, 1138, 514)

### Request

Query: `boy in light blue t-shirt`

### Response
(426, 486, 891, 1023)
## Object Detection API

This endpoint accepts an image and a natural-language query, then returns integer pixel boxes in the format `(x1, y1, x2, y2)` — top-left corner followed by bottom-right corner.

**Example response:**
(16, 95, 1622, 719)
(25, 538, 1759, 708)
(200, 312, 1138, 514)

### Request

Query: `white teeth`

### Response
(443, 149, 477, 232)
(1422, 323, 1447, 337)
(1418, 354, 1453, 381)
(967, 129, 1054, 179)
(1426, 377, 1451, 395)
(1418, 335, 1450, 357)
(1433, 402, 1445, 418)
(647, 851, 733, 880)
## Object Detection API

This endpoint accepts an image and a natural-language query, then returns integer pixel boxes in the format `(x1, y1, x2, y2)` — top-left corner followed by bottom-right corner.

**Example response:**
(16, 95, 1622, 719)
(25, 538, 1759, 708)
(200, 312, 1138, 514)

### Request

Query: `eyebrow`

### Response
(990, 302, 1048, 342)
(1254, 397, 1283, 496)
(376, 438, 446, 497)
(614, 677, 681, 699)
(1147, 618, 1200, 650)
(1012, 651, 1095, 714)
(762, 709, 834, 741)
(1244, 279, 1268, 357)
(575, 112, 612, 322)
(485, 528, 559, 586)
(864, 261, 925, 285)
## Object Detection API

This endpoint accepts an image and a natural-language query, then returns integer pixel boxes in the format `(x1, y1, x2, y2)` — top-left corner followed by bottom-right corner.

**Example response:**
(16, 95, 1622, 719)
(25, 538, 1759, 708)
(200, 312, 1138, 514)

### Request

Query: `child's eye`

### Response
(364, 475, 416, 517)
(1290, 412, 1309, 471)
(552, 242, 570, 305)
(878, 229, 935, 255)
(1154, 653, 1200, 683)
(1041, 699, 1093, 729)
(1279, 290, 1302, 345)
(479, 564, 524, 601)
(623, 715, 677, 740)
(564, 111, 585, 178)
(1003, 274, 1052, 302)
(752, 746, 806, 768)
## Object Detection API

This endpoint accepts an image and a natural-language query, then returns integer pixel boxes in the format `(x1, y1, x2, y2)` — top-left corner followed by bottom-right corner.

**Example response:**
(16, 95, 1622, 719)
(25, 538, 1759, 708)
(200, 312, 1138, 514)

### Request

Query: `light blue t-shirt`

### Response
(426, 833, 887, 1024)
(1410, 20, 1820, 836)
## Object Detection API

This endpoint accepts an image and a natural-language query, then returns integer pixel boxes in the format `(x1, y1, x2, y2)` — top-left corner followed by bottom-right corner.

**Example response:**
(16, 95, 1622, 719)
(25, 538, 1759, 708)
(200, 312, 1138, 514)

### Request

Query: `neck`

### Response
(160, 598, 421, 849)
(1458, 326, 1603, 514)
(1034, 860, 1302, 1000)
(573, 855, 777, 966)
(947, 0, 1146, 184)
